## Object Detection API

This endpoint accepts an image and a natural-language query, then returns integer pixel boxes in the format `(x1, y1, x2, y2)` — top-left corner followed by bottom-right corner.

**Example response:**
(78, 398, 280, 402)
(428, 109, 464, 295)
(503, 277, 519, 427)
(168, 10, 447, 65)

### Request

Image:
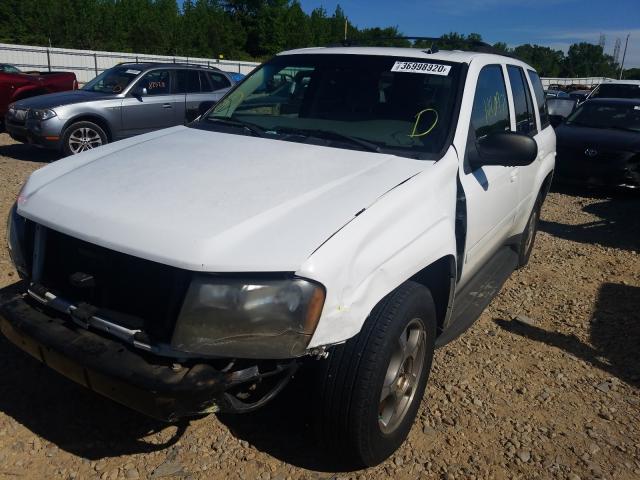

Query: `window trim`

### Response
(506, 64, 538, 137)
(526, 69, 550, 130)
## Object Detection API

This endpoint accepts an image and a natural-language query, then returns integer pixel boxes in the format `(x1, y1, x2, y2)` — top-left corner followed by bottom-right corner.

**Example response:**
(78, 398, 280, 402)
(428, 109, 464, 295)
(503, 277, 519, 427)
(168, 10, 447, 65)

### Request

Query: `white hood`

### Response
(18, 126, 430, 271)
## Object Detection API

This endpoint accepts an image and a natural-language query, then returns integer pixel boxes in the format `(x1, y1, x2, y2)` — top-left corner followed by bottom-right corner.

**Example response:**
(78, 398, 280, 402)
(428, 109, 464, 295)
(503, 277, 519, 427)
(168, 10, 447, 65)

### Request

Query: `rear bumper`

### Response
(0, 294, 291, 421)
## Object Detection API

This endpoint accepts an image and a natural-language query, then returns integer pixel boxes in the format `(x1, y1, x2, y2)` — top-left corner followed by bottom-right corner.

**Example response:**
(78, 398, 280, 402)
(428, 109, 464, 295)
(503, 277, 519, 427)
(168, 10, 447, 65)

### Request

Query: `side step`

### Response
(435, 246, 518, 348)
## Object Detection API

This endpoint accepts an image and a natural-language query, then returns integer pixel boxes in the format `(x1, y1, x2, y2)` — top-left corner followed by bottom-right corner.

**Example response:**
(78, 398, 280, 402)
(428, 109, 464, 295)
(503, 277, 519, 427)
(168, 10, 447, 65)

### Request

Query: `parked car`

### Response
(587, 79, 640, 101)
(0, 63, 77, 131)
(4, 62, 237, 155)
(555, 98, 640, 188)
(226, 71, 246, 83)
(547, 97, 578, 127)
(2, 46, 555, 467)
(568, 89, 591, 103)
(545, 89, 569, 98)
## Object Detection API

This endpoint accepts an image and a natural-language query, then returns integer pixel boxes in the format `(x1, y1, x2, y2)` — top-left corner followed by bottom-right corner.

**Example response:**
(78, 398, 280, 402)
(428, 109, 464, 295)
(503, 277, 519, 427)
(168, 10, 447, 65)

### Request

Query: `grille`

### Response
(40, 228, 191, 342)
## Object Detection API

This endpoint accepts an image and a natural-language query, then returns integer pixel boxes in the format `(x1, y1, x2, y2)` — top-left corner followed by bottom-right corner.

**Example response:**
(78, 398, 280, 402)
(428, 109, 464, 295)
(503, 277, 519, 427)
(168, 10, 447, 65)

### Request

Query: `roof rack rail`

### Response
(327, 36, 518, 58)
(112, 61, 221, 71)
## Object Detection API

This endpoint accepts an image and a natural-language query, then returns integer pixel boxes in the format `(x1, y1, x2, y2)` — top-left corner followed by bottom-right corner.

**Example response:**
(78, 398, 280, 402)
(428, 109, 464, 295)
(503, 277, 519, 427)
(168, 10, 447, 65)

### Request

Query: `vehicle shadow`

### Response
(496, 282, 640, 388)
(0, 284, 186, 460)
(217, 368, 352, 473)
(0, 141, 60, 163)
(540, 185, 640, 252)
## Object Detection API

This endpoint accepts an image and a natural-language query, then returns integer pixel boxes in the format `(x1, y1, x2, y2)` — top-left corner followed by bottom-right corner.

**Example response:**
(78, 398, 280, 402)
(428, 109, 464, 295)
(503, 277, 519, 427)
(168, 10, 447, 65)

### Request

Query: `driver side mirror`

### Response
(475, 131, 538, 167)
(132, 85, 147, 98)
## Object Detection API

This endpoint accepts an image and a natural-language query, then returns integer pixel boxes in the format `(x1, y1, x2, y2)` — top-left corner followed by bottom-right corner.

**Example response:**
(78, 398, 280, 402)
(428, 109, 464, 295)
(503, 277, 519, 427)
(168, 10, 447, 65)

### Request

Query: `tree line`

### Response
(0, 0, 637, 79)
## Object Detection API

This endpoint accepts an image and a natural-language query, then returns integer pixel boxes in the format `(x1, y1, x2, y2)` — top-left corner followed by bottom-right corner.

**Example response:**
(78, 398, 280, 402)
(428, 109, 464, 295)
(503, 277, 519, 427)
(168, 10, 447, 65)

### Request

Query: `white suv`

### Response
(3, 46, 555, 467)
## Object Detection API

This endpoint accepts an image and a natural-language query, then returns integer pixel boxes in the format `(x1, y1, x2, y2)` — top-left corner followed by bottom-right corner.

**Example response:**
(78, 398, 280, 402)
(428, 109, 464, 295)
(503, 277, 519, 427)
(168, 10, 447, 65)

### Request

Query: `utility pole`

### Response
(619, 34, 630, 79)
(344, 18, 348, 41)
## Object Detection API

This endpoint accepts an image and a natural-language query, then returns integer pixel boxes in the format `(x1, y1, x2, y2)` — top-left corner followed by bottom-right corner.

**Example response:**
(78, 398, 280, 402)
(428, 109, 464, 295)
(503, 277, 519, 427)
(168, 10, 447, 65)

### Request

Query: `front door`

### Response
(458, 64, 520, 283)
(120, 69, 175, 137)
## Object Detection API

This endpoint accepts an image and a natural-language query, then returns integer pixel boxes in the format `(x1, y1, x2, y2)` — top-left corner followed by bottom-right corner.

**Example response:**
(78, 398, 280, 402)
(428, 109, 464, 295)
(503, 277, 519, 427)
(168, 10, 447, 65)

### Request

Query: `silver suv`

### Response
(5, 63, 237, 155)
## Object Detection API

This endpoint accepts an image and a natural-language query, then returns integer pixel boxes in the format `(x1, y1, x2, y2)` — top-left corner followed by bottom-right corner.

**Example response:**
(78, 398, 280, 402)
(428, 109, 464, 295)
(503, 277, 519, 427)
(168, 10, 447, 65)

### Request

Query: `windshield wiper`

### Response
(203, 116, 266, 137)
(272, 126, 382, 153)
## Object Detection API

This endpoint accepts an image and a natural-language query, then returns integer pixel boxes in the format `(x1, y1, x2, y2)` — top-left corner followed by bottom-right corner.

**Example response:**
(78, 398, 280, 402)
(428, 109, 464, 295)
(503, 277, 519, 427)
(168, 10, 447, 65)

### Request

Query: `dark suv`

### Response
(5, 63, 238, 155)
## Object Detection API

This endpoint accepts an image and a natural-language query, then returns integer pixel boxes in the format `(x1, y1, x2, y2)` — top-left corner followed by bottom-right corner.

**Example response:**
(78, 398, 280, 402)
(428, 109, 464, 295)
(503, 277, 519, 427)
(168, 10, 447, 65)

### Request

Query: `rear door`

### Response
(458, 64, 520, 280)
(505, 65, 542, 219)
(120, 69, 175, 136)
(174, 69, 212, 123)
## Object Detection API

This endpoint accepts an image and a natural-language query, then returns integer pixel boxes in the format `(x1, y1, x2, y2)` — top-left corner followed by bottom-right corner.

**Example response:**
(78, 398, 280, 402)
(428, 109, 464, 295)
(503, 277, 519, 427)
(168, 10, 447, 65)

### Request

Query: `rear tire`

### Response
(313, 281, 437, 468)
(517, 195, 542, 267)
(62, 121, 107, 156)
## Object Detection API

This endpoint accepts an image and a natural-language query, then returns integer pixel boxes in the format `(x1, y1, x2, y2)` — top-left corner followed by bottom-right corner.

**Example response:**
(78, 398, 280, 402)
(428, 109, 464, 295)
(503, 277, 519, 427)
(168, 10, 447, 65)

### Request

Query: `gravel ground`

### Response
(0, 133, 639, 480)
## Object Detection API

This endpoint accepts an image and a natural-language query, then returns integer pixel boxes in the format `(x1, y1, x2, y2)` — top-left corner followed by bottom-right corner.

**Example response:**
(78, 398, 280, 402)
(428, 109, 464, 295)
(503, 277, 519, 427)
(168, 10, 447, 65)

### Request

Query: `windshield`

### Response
(83, 66, 142, 93)
(202, 54, 462, 157)
(566, 102, 640, 131)
(591, 83, 640, 100)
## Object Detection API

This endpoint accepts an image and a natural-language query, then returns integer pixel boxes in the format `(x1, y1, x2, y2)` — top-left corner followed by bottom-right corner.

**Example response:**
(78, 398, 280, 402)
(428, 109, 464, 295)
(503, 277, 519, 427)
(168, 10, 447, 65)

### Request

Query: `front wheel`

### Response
(62, 121, 107, 156)
(313, 281, 436, 467)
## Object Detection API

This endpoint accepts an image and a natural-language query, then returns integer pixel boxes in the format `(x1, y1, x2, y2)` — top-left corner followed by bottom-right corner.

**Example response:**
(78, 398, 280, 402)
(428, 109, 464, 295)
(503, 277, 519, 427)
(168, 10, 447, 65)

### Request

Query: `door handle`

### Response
(510, 170, 518, 183)
(162, 103, 172, 109)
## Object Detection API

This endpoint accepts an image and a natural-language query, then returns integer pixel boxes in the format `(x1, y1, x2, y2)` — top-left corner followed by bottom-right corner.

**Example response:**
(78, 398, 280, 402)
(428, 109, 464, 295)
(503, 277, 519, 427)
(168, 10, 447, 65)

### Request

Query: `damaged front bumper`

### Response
(0, 293, 297, 422)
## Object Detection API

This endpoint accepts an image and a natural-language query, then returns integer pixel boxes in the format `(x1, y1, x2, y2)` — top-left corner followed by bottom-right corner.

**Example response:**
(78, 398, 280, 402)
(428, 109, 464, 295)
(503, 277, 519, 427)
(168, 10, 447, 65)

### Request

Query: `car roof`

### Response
(278, 46, 535, 70)
(600, 79, 640, 85)
(115, 62, 222, 71)
(584, 97, 640, 106)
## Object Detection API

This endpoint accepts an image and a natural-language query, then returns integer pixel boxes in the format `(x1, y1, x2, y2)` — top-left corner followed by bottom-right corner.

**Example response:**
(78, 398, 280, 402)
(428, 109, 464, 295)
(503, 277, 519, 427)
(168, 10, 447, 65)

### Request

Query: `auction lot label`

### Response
(391, 61, 451, 75)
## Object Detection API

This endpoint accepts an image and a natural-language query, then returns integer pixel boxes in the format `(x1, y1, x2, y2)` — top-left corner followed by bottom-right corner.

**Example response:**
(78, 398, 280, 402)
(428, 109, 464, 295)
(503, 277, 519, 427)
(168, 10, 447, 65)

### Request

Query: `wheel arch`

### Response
(62, 114, 113, 142)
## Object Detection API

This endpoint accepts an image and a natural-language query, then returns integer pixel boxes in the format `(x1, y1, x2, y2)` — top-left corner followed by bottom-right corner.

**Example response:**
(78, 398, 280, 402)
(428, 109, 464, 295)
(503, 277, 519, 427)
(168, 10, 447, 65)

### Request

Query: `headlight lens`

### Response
(7, 105, 16, 117)
(29, 108, 57, 121)
(172, 275, 326, 359)
(6, 204, 29, 278)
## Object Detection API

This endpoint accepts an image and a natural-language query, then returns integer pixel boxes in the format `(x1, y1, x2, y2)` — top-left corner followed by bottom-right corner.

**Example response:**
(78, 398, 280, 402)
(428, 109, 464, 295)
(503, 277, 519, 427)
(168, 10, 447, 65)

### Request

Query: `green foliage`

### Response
(623, 68, 640, 80)
(0, 0, 628, 77)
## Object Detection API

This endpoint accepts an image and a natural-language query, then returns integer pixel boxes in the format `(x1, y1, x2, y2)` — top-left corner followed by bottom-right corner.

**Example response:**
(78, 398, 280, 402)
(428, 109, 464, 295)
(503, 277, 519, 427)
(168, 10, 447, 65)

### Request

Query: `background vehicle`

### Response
(2, 46, 555, 467)
(555, 98, 640, 188)
(4, 62, 237, 155)
(587, 79, 640, 100)
(568, 89, 591, 103)
(547, 97, 578, 127)
(545, 88, 569, 98)
(0, 63, 77, 130)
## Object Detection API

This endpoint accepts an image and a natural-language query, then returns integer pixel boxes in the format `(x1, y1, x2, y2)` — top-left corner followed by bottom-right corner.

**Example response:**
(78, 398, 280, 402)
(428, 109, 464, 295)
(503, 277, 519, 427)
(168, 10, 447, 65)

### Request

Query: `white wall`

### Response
(540, 76, 614, 88)
(0, 42, 260, 83)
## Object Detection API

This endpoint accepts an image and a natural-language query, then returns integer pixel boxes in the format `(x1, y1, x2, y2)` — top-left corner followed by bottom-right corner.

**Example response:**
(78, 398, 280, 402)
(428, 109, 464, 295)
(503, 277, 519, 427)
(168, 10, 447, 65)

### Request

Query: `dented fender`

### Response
(300, 148, 460, 348)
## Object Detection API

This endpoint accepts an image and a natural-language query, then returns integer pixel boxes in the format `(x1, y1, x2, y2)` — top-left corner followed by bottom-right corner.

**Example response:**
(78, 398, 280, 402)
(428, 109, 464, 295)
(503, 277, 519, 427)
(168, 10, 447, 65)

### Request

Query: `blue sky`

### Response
(299, 0, 640, 68)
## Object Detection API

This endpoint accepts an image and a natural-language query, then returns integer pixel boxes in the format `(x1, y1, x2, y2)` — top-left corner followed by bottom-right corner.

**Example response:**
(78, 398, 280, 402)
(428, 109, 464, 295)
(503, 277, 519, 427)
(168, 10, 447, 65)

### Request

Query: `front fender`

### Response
(301, 149, 459, 348)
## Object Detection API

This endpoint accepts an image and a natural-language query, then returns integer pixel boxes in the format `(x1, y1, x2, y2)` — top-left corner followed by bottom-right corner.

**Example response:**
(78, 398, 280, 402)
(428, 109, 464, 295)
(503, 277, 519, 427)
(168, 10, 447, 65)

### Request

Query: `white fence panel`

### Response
(0, 42, 260, 83)
(540, 77, 614, 88)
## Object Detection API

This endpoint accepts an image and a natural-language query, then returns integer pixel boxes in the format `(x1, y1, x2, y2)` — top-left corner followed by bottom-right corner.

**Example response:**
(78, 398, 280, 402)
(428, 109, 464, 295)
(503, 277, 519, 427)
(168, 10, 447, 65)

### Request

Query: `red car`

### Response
(0, 63, 78, 130)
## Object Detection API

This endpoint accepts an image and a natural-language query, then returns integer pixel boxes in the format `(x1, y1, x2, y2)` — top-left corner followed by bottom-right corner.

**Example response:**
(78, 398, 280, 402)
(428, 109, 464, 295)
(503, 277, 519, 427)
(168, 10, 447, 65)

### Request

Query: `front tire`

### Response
(314, 281, 436, 467)
(62, 121, 107, 156)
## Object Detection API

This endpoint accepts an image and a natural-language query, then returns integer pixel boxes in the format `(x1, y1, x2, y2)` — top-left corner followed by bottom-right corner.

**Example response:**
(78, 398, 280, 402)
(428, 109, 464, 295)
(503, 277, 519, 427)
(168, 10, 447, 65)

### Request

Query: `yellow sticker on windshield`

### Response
(391, 61, 451, 76)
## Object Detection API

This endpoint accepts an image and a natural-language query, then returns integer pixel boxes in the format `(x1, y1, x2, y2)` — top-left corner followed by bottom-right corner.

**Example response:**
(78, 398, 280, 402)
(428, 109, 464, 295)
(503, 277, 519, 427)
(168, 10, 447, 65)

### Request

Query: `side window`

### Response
(174, 69, 200, 94)
(139, 70, 171, 96)
(527, 70, 550, 129)
(507, 65, 536, 135)
(471, 65, 510, 139)
(199, 71, 213, 92)
(208, 72, 231, 91)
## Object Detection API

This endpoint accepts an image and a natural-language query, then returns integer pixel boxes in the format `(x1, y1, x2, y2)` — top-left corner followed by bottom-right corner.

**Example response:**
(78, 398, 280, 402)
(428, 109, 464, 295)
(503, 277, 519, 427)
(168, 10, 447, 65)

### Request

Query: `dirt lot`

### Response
(0, 133, 638, 480)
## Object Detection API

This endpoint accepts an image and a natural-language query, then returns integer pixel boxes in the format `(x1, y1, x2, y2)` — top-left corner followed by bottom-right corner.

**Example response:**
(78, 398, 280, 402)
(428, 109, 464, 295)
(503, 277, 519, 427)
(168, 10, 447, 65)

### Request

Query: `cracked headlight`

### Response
(29, 108, 57, 121)
(6, 203, 29, 278)
(172, 275, 325, 359)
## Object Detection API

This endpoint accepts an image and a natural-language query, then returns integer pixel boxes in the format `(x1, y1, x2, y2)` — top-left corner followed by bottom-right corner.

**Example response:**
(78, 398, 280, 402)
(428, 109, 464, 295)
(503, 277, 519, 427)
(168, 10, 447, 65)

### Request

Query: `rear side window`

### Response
(174, 69, 200, 94)
(507, 65, 537, 135)
(208, 72, 231, 91)
(471, 65, 510, 139)
(527, 70, 550, 129)
(199, 71, 213, 92)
